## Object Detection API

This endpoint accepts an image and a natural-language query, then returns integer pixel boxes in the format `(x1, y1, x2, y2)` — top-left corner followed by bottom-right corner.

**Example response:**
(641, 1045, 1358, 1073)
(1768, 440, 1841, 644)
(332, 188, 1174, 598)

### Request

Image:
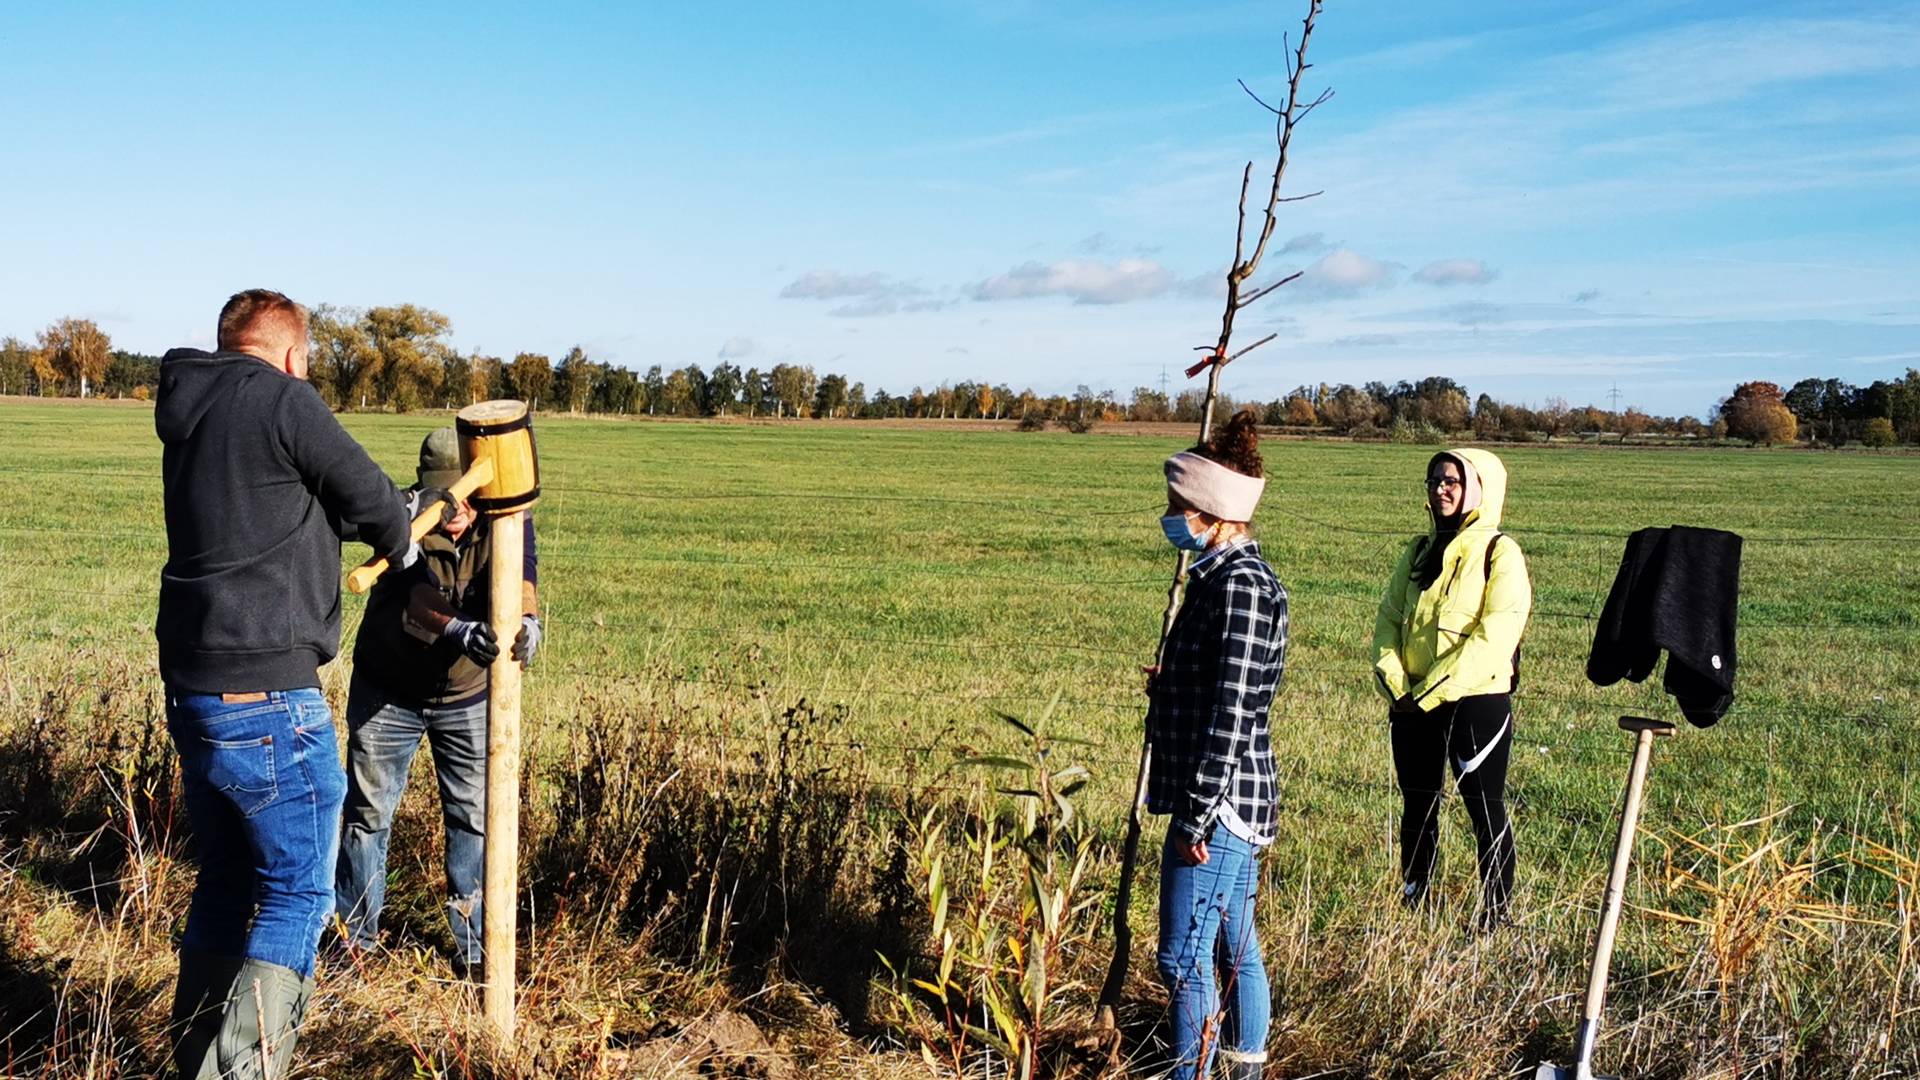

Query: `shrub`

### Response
(1863, 417, 1896, 448)
(1016, 413, 1048, 432)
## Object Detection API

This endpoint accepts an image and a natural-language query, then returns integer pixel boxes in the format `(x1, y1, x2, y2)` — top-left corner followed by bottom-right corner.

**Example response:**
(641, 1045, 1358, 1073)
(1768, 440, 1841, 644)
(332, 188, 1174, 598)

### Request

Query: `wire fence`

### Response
(2, 458, 1915, 824)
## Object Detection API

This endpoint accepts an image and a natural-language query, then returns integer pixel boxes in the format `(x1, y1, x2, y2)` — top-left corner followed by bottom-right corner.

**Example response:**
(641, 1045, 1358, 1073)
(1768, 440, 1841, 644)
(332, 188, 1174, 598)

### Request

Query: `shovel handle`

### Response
(1577, 719, 1664, 1040)
(345, 456, 494, 594)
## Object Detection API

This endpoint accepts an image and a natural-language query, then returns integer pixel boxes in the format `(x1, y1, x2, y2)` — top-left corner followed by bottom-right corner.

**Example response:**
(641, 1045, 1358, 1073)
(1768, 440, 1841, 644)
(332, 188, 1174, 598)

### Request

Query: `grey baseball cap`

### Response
(417, 427, 462, 489)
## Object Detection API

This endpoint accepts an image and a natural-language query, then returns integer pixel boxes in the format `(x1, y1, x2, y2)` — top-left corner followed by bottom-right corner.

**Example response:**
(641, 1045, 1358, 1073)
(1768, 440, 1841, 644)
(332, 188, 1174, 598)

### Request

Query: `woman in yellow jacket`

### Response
(1373, 448, 1531, 930)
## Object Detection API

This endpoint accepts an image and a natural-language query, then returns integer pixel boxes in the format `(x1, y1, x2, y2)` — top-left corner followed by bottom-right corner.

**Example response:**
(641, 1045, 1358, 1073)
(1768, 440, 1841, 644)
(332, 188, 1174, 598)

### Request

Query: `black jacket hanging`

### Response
(1586, 525, 1743, 728)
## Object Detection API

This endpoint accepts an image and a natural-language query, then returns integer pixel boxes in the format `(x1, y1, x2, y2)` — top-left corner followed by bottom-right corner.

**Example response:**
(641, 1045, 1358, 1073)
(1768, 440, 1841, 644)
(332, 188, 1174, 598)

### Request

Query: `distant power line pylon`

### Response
(1607, 382, 1624, 411)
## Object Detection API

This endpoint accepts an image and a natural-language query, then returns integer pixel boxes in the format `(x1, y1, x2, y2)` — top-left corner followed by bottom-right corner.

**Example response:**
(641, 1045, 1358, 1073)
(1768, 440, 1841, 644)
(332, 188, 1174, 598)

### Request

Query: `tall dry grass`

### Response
(0, 648, 1912, 1078)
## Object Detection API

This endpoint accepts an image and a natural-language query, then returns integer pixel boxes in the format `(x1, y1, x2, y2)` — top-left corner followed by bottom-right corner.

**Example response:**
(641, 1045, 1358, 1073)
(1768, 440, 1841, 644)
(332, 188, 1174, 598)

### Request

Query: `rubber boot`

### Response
(201, 958, 316, 1080)
(1218, 1048, 1268, 1080)
(169, 949, 245, 1079)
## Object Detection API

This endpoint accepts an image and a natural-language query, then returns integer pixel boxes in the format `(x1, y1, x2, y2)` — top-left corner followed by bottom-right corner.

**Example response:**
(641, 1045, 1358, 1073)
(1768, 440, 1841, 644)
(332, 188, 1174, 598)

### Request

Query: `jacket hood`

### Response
(155, 349, 278, 443)
(1431, 447, 1508, 533)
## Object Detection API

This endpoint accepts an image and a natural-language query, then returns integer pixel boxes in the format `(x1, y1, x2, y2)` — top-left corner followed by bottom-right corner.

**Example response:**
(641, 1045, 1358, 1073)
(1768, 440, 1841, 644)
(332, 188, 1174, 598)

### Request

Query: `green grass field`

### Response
(3, 400, 1917, 1077)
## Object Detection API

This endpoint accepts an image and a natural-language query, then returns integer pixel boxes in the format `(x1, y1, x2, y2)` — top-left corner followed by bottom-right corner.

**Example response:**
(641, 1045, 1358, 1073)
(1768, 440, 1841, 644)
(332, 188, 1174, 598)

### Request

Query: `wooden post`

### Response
(448, 397, 541, 1045)
(483, 509, 525, 1041)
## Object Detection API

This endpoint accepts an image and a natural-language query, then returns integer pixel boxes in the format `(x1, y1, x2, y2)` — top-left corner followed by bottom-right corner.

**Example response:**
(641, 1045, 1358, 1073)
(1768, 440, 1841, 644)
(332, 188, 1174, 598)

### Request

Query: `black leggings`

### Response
(1390, 693, 1515, 917)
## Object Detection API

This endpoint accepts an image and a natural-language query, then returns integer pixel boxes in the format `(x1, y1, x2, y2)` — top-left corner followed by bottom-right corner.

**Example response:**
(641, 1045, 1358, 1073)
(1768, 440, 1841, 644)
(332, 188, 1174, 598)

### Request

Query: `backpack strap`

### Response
(1482, 531, 1522, 690)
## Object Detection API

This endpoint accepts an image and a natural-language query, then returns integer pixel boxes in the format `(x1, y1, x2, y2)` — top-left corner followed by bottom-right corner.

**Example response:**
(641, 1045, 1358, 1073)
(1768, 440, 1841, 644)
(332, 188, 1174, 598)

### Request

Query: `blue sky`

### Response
(2, 1, 1915, 416)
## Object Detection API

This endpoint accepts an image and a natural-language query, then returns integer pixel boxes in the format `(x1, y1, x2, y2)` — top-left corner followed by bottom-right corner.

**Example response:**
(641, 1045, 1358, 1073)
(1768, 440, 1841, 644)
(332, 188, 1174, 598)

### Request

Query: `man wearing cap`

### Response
(333, 426, 541, 977)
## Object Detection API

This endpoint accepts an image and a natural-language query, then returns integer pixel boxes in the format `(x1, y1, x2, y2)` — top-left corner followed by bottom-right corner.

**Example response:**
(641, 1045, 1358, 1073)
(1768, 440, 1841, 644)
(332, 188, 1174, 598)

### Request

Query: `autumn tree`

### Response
(741, 367, 762, 416)
(642, 365, 665, 415)
(1720, 381, 1797, 445)
(1130, 387, 1172, 422)
(1618, 407, 1650, 441)
(309, 306, 380, 409)
(814, 372, 850, 418)
(468, 352, 502, 404)
(438, 351, 472, 408)
(361, 305, 451, 413)
(1284, 396, 1317, 426)
(596, 366, 642, 413)
(0, 336, 34, 395)
(507, 352, 554, 410)
(769, 363, 816, 418)
(708, 362, 744, 416)
(38, 317, 112, 397)
(554, 346, 596, 414)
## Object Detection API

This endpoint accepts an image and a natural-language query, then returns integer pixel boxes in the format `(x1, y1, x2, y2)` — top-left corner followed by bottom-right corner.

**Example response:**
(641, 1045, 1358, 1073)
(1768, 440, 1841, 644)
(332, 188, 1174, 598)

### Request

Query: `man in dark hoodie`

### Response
(156, 289, 414, 1080)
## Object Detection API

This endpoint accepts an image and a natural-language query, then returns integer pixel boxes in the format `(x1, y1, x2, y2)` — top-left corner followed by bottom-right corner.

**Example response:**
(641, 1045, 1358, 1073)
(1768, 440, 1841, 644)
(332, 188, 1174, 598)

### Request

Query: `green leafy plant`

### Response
(880, 697, 1105, 1079)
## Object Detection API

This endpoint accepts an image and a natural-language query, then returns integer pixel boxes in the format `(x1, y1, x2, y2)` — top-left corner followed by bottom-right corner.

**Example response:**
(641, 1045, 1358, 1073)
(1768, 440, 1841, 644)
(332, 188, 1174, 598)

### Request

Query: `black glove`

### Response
(445, 618, 499, 666)
(407, 486, 457, 526)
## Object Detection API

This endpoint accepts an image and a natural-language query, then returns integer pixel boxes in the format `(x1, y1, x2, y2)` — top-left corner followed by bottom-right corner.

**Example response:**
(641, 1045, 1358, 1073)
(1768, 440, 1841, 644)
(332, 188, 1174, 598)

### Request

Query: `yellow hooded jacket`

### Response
(1372, 447, 1532, 712)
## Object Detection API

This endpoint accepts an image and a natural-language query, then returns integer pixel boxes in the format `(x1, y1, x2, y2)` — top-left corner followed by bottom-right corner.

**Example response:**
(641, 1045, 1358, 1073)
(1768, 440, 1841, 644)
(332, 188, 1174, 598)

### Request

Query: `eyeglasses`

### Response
(1425, 476, 1464, 491)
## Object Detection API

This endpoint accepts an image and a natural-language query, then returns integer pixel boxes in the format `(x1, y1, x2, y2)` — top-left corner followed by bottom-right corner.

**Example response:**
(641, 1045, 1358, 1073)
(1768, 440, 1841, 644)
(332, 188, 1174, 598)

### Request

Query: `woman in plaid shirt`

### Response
(1146, 410, 1288, 1080)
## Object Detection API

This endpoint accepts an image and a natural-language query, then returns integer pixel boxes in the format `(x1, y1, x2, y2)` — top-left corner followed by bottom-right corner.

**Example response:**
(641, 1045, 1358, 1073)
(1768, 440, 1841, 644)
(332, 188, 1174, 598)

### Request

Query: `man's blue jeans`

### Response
(1156, 828, 1271, 1080)
(167, 688, 345, 979)
(333, 682, 487, 967)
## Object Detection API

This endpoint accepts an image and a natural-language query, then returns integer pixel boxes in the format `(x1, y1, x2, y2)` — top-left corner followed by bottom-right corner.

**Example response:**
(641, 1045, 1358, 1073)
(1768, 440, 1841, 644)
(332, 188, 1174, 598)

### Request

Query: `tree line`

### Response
(5, 310, 1919, 447)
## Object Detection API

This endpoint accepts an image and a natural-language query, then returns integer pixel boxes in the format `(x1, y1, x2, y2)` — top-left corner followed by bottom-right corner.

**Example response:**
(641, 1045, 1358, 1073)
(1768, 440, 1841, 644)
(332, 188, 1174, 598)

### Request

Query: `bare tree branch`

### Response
(1238, 78, 1283, 115)
(1227, 332, 1280, 362)
(1236, 270, 1305, 309)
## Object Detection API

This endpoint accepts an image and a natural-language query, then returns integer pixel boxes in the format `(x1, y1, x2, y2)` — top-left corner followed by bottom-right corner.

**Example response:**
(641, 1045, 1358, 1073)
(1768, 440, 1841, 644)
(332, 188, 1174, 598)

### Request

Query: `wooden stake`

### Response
(483, 509, 526, 1042)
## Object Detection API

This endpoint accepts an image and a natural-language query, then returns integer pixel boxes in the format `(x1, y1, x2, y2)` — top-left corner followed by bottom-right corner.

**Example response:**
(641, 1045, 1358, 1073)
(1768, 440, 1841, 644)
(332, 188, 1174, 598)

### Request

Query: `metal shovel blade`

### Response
(1533, 1064, 1620, 1080)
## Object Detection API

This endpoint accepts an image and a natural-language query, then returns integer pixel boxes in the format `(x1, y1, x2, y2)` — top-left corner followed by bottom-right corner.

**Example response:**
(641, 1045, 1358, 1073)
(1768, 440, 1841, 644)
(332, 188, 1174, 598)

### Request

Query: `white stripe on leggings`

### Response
(1454, 713, 1510, 776)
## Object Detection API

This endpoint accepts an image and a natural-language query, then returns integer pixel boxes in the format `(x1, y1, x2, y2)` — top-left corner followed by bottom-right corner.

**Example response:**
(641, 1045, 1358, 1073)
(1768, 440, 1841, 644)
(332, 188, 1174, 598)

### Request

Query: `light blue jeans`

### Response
(167, 687, 345, 979)
(333, 683, 488, 967)
(1156, 828, 1270, 1080)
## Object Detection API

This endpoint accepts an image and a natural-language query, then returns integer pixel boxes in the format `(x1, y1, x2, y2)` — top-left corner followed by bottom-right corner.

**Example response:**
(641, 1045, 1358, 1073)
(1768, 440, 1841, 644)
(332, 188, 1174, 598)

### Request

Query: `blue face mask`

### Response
(1161, 513, 1210, 551)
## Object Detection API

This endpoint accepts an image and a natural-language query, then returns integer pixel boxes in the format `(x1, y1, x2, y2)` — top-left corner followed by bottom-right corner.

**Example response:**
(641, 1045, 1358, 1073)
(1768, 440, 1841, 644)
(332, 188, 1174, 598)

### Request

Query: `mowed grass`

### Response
(4, 400, 1918, 907)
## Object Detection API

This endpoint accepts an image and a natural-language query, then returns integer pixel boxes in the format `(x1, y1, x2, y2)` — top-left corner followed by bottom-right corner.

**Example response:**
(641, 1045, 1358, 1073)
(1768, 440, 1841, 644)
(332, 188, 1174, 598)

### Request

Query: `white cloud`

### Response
(969, 258, 1177, 305)
(828, 298, 901, 318)
(1412, 258, 1498, 286)
(1332, 333, 1399, 348)
(1296, 249, 1401, 295)
(1279, 232, 1330, 255)
(716, 336, 755, 359)
(779, 270, 905, 300)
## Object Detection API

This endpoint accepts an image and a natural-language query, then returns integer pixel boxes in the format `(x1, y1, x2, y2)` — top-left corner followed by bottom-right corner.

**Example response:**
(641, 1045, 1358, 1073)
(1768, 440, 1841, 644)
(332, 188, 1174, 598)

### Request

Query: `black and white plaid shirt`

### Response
(1146, 540, 1288, 843)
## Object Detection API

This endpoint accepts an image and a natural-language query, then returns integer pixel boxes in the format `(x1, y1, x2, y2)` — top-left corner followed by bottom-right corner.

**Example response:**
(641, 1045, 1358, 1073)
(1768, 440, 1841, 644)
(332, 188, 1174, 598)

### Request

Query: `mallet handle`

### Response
(345, 457, 495, 594)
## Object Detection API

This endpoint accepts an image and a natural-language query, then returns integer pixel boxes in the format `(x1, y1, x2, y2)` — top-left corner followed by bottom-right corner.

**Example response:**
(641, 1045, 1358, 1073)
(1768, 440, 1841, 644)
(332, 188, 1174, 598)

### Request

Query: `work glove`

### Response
(511, 614, 542, 666)
(444, 617, 499, 666)
(407, 486, 458, 526)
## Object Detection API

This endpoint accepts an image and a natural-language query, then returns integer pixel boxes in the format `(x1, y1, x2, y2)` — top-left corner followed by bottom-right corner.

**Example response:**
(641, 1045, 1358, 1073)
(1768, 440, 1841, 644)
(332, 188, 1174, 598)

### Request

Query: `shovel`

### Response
(1536, 715, 1674, 1080)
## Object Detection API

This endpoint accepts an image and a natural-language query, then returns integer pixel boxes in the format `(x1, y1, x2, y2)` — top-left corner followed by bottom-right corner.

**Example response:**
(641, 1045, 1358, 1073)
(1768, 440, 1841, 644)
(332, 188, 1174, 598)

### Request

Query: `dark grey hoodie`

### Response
(155, 349, 410, 692)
